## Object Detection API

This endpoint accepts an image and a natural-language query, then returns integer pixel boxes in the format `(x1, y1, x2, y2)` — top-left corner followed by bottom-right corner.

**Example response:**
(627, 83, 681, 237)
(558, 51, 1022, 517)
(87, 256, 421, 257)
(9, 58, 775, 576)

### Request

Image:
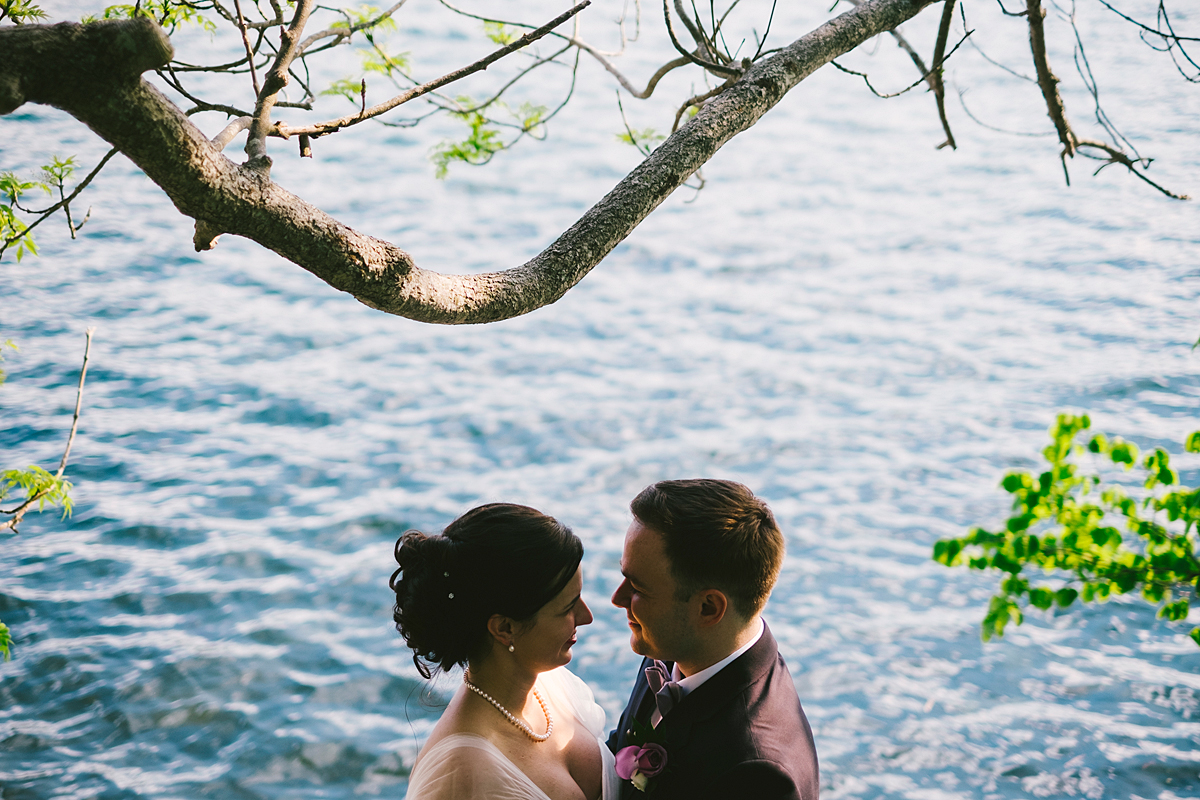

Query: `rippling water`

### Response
(2, 0, 1199, 797)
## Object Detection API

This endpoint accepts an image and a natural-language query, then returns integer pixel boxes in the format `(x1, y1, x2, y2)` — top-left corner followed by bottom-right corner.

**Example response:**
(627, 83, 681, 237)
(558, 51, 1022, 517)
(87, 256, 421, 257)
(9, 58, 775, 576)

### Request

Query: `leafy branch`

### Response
(1, 328, 95, 534)
(1, 150, 118, 261)
(0, 0, 48, 24)
(935, 413, 1200, 644)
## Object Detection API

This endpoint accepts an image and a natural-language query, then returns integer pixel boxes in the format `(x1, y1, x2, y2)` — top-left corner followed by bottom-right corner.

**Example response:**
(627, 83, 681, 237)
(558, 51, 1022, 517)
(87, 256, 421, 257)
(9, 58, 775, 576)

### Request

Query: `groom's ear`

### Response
(695, 589, 729, 628)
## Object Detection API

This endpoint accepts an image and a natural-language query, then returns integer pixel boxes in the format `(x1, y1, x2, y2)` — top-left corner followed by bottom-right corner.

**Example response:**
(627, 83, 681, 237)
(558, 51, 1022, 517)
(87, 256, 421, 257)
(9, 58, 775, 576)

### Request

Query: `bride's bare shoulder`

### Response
(414, 687, 502, 765)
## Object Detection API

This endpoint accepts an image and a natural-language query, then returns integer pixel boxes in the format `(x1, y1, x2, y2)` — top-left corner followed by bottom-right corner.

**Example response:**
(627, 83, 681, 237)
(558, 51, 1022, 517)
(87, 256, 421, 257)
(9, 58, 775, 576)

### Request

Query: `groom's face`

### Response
(612, 519, 695, 662)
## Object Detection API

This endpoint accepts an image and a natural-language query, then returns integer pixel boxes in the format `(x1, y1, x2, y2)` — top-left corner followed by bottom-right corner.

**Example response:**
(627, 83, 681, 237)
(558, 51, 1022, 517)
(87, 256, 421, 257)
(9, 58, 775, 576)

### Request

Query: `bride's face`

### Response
(516, 565, 593, 671)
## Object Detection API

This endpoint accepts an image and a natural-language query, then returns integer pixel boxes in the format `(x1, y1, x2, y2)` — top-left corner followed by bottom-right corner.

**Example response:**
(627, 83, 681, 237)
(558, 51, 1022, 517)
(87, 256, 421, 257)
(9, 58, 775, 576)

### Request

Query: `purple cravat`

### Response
(644, 659, 684, 720)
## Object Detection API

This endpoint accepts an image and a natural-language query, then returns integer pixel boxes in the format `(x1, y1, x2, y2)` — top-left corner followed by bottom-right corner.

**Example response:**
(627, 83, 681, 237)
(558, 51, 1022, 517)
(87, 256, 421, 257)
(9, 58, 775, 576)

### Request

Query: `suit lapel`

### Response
(614, 627, 781, 799)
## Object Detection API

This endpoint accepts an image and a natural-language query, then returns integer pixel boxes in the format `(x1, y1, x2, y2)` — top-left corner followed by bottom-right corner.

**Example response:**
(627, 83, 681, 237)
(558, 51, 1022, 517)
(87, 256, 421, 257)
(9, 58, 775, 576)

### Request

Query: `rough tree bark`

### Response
(0, 0, 936, 324)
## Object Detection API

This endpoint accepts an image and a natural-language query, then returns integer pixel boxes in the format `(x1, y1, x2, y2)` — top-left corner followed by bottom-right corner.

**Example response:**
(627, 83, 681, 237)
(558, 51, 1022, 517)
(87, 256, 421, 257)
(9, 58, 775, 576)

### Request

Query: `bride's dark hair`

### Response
(389, 503, 584, 679)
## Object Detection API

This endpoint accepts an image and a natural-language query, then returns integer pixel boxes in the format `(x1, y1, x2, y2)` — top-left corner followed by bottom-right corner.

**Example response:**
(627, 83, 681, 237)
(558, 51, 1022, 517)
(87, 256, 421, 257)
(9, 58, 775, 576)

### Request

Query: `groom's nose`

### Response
(612, 578, 632, 609)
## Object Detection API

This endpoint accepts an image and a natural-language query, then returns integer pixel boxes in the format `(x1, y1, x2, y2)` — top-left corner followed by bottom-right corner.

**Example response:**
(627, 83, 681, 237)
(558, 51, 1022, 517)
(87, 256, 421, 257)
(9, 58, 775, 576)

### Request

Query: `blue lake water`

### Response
(2, 0, 1199, 797)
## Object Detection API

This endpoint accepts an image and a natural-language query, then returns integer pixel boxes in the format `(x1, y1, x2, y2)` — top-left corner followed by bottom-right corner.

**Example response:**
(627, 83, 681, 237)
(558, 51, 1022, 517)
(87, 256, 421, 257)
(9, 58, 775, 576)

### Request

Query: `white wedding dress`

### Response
(404, 667, 619, 800)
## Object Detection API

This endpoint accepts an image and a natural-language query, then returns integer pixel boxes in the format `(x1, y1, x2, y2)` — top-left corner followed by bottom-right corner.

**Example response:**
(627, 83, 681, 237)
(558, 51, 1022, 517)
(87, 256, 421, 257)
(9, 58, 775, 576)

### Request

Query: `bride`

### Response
(389, 503, 618, 800)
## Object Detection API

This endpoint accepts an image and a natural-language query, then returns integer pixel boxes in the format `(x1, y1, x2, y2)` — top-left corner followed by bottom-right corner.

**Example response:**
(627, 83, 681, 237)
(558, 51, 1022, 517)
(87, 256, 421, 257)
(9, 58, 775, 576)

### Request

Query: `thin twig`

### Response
(232, 0, 261, 95)
(663, 0, 740, 78)
(0, 329, 94, 533)
(1094, 0, 1199, 42)
(275, 2, 590, 139)
(296, 0, 409, 57)
(55, 328, 93, 480)
(842, 0, 938, 91)
(954, 84, 1053, 136)
(672, 79, 734, 131)
(830, 31, 971, 99)
(571, 39, 689, 99)
(966, 36, 1035, 81)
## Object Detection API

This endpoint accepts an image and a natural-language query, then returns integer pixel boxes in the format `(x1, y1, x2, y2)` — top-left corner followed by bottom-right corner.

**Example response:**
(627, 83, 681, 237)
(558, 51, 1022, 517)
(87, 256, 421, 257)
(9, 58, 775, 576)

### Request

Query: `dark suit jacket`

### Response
(607, 624, 819, 800)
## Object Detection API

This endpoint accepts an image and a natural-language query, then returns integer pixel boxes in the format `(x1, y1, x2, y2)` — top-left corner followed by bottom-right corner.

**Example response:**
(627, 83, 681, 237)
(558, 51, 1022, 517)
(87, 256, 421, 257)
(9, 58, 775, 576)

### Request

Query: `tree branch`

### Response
(1, 0, 937, 324)
(245, 0, 317, 164)
(929, 0, 957, 149)
(1021, 0, 1185, 198)
(1025, 0, 1074, 156)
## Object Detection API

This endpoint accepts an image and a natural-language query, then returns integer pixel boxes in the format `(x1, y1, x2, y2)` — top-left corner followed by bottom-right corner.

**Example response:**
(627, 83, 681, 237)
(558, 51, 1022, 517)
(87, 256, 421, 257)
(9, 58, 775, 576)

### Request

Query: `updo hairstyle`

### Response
(389, 503, 583, 678)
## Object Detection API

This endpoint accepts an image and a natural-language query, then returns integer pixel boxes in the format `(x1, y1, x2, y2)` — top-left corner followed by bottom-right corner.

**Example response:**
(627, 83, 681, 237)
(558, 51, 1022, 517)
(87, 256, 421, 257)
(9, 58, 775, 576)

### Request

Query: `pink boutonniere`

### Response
(616, 718, 669, 793)
(616, 743, 667, 792)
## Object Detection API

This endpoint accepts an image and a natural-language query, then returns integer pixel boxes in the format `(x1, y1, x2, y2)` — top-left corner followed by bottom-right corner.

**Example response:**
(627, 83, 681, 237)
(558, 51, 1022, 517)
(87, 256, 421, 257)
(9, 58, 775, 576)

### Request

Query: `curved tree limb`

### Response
(1, 0, 936, 324)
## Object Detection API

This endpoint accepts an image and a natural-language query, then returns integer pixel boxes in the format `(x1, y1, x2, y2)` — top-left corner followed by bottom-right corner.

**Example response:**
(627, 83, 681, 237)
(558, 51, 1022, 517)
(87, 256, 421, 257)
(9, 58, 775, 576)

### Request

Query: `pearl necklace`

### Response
(462, 675, 553, 742)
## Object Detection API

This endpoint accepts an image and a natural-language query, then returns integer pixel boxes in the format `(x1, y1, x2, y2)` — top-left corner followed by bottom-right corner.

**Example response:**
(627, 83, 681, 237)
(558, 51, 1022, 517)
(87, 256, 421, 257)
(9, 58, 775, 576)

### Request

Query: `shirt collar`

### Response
(672, 616, 765, 693)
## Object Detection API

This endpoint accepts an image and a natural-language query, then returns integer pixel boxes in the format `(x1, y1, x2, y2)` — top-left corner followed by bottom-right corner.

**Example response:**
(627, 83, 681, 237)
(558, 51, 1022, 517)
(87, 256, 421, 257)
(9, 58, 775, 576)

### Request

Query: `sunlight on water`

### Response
(2, 0, 1199, 797)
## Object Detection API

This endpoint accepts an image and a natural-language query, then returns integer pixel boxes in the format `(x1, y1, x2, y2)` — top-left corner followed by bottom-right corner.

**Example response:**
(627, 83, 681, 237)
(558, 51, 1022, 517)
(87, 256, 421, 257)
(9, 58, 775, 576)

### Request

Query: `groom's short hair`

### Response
(630, 479, 784, 617)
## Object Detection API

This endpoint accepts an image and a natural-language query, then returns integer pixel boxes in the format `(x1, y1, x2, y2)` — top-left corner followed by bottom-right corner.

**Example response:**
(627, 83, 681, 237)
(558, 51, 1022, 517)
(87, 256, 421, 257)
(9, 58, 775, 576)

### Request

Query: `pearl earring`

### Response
(508, 644, 515, 653)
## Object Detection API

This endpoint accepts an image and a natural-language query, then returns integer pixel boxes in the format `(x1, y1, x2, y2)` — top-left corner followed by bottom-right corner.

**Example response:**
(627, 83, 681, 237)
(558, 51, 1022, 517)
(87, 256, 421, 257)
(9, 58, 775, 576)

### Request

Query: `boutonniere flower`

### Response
(616, 742, 667, 792)
(616, 718, 669, 793)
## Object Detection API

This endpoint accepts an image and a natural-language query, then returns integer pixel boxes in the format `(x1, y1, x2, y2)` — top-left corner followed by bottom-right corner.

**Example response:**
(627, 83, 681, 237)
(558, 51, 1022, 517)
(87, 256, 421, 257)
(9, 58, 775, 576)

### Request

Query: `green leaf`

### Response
(322, 77, 366, 102)
(1054, 587, 1078, 608)
(430, 108, 506, 178)
(0, 0, 48, 24)
(1001, 472, 1030, 493)
(1143, 448, 1177, 488)
(1029, 587, 1054, 610)
(1, 465, 74, 517)
(0, 338, 15, 388)
(617, 127, 666, 150)
(1191, 628, 1200, 647)
(362, 47, 410, 75)
(0, 621, 10, 662)
(102, 0, 215, 32)
(1159, 599, 1189, 622)
(483, 20, 519, 45)
(1185, 432, 1200, 454)
(331, 4, 398, 32)
(932, 539, 963, 566)
(40, 155, 78, 187)
(1109, 440, 1138, 467)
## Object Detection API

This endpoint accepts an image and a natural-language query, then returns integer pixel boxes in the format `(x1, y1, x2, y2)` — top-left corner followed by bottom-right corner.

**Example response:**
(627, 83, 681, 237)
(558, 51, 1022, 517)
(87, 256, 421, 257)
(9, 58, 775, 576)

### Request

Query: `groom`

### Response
(607, 479, 819, 799)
